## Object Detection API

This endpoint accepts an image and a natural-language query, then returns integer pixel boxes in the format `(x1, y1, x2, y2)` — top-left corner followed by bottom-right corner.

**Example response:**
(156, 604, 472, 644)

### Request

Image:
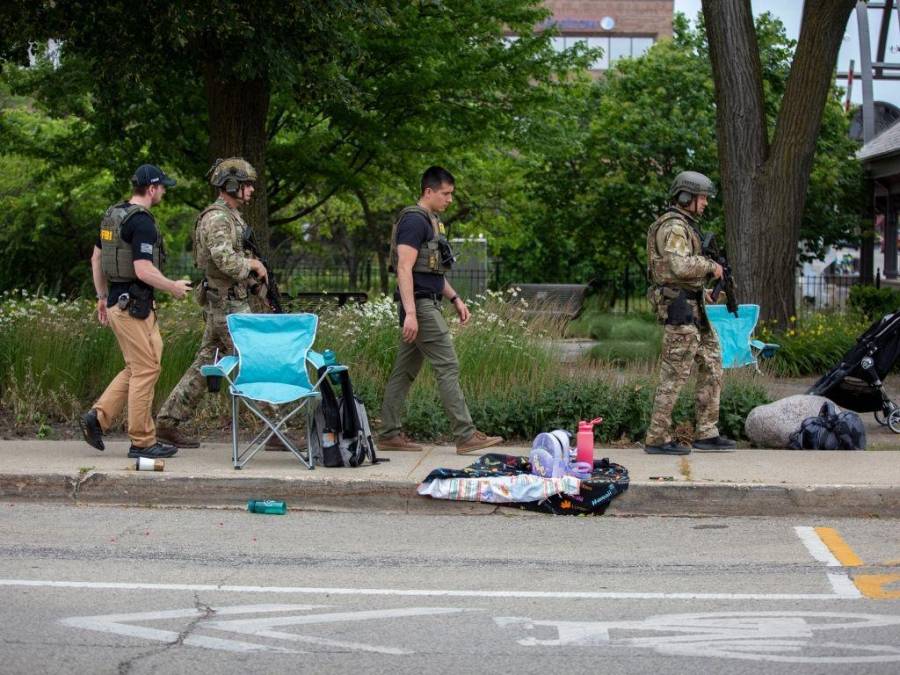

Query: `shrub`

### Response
(391, 372, 769, 443)
(849, 285, 900, 319)
(756, 312, 867, 377)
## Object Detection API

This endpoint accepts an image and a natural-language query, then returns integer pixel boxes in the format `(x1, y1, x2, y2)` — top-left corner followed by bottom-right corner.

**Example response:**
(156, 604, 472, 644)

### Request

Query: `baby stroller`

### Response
(807, 310, 900, 433)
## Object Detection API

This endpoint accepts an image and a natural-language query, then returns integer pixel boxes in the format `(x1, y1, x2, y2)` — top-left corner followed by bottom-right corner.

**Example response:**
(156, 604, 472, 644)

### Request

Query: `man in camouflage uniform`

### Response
(155, 158, 269, 447)
(644, 171, 736, 455)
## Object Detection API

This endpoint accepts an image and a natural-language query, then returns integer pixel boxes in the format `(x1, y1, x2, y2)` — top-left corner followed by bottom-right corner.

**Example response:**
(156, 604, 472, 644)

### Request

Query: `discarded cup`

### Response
(247, 499, 287, 515)
(136, 457, 164, 472)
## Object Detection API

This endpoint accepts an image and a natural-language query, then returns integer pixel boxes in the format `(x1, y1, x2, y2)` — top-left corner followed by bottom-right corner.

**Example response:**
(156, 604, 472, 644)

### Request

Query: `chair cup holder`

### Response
(206, 375, 222, 393)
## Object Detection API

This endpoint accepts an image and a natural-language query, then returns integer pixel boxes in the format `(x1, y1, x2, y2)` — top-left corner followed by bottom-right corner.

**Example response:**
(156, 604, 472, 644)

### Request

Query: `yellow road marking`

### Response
(812, 527, 899, 599)
(852, 574, 900, 600)
(814, 527, 865, 567)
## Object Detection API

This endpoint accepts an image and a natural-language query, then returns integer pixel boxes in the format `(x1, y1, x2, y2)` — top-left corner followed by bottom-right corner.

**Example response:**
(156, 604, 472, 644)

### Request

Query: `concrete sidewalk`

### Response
(1, 439, 898, 517)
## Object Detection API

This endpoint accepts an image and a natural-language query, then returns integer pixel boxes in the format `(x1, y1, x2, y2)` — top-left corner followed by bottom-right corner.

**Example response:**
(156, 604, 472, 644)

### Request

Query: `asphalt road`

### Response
(0, 504, 898, 674)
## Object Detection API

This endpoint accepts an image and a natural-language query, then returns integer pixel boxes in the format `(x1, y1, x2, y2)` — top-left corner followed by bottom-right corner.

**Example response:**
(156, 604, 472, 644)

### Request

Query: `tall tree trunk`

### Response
(703, 0, 855, 325)
(204, 68, 271, 253)
(355, 188, 393, 294)
(376, 249, 389, 295)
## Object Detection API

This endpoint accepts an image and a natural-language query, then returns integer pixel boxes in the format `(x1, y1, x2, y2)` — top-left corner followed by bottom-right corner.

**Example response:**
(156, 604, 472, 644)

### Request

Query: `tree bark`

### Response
(702, 0, 856, 325)
(355, 189, 392, 294)
(204, 67, 271, 253)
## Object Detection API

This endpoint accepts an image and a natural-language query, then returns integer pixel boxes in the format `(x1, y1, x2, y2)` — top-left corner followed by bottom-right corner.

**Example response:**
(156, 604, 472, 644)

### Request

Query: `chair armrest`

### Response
(750, 340, 780, 359)
(306, 349, 325, 369)
(201, 355, 239, 378)
(306, 349, 349, 373)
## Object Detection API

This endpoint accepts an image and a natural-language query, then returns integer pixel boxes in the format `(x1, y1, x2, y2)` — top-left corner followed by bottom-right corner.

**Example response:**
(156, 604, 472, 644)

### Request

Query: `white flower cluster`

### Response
(0, 290, 90, 328)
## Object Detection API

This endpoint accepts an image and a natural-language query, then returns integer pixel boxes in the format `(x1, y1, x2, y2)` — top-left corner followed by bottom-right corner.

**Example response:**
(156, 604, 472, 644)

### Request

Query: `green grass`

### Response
(0, 289, 770, 441)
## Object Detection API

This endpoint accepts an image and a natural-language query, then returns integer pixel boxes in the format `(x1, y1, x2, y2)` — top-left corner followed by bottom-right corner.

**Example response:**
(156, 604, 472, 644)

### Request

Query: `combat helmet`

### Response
(668, 171, 716, 206)
(207, 157, 257, 195)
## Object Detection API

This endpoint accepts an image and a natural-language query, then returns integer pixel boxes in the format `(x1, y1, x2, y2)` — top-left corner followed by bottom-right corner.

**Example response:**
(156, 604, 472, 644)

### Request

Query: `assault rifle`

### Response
(701, 233, 738, 317)
(242, 227, 285, 314)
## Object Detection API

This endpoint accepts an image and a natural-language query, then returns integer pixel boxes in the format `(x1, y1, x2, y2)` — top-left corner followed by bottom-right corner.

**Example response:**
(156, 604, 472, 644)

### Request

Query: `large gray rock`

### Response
(745, 395, 839, 449)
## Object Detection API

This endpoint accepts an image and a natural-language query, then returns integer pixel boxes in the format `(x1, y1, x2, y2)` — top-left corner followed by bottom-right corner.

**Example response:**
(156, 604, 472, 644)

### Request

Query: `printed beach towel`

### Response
(418, 453, 629, 515)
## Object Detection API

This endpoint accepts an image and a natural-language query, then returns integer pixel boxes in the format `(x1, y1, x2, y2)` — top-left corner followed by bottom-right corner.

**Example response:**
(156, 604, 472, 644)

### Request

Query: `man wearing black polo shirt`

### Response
(79, 164, 191, 459)
(379, 166, 502, 454)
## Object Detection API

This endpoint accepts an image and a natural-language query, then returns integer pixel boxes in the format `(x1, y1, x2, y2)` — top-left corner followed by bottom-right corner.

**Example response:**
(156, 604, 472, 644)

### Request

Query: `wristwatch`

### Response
(96, 292, 108, 300)
(449, 295, 460, 304)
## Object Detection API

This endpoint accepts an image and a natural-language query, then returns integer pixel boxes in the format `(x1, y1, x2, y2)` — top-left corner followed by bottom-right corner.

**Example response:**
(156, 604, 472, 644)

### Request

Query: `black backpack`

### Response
(309, 368, 382, 467)
(789, 401, 867, 450)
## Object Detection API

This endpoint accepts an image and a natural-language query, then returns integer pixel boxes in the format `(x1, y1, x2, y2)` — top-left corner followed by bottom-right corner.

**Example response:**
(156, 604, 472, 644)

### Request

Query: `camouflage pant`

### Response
(156, 299, 251, 425)
(645, 324, 723, 446)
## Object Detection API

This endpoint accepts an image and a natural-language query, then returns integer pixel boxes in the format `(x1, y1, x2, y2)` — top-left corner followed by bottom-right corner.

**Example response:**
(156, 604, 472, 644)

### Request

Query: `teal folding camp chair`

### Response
(200, 313, 340, 470)
(706, 303, 780, 371)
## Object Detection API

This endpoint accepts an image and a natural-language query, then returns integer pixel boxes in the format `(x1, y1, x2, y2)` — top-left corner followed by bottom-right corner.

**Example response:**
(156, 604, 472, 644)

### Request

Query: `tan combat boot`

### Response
(155, 422, 200, 449)
(456, 430, 503, 455)
(378, 433, 424, 451)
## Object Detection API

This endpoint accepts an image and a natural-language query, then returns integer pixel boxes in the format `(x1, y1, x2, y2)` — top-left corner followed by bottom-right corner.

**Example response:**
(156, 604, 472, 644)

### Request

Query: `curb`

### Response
(1, 472, 898, 517)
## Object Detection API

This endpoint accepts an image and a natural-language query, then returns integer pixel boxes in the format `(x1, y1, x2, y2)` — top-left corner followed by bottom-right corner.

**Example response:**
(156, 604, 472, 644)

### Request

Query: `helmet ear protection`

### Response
(676, 190, 693, 207)
(223, 176, 240, 195)
(207, 158, 256, 195)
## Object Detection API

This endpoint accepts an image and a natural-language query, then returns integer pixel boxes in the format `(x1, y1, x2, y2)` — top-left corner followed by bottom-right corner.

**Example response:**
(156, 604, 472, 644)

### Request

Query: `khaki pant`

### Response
(380, 298, 475, 444)
(645, 324, 723, 446)
(93, 306, 163, 448)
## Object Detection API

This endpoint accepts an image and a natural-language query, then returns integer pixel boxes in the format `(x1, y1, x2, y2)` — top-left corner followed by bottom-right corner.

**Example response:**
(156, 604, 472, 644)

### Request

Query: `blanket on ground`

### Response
(418, 453, 629, 515)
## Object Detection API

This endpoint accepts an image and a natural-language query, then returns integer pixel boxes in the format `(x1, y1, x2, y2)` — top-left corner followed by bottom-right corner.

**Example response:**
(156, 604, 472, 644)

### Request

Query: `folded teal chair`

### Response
(200, 313, 338, 470)
(706, 303, 780, 371)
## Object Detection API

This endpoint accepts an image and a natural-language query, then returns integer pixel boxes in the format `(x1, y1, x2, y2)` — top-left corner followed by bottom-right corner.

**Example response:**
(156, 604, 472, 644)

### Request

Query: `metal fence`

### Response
(795, 274, 857, 314)
(167, 251, 865, 314)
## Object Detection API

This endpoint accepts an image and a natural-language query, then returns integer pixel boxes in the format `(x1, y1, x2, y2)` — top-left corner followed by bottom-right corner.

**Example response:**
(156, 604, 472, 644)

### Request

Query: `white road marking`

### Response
(496, 612, 900, 663)
(827, 573, 864, 599)
(794, 526, 864, 598)
(206, 607, 475, 655)
(0, 578, 850, 601)
(61, 604, 316, 654)
(795, 526, 842, 566)
(61, 604, 475, 655)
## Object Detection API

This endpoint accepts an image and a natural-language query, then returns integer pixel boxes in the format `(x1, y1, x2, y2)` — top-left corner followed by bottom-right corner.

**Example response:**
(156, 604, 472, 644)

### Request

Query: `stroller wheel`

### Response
(889, 409, 900, 434)
(876, 401, 898, 427)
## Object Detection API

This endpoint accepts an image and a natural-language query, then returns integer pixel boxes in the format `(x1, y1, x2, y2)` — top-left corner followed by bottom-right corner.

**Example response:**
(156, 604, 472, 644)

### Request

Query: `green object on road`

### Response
(247, 499, 287, 515)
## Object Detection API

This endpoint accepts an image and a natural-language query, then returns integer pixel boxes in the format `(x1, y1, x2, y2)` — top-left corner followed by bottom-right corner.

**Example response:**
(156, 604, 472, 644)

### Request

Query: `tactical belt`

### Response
(393, 291, 443, 302)
(659, 285, 703, 302)
(204, 280, 245, 301)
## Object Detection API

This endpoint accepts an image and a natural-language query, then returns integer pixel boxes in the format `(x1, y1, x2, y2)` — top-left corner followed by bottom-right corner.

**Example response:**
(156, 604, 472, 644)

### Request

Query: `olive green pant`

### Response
(380, 298, 475, 444)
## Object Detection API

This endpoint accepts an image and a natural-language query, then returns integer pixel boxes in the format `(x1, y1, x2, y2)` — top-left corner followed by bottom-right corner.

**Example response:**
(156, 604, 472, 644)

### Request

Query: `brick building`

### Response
(538, 0, 674, 71)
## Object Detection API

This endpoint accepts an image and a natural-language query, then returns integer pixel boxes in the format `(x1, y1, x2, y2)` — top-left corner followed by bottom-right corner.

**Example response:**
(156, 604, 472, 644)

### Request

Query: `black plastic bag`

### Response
(789, 401, 867, 450)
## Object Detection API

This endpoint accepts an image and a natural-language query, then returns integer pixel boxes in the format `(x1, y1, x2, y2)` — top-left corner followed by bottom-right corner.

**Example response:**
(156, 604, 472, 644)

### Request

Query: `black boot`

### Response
(644, 441, 691, 455)
(692, 436, 737, 452)
(128, 442, 178, 459)
(79, 409, 104, 451)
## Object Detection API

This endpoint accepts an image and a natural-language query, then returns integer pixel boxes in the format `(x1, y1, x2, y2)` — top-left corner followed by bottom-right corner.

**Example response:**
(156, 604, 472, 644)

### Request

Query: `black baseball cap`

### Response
(131, 164, 177, 187)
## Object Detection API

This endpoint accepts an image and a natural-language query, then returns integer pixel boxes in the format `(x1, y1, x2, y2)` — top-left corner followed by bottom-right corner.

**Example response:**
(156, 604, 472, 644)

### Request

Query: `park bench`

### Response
(512, 283, 590, 322)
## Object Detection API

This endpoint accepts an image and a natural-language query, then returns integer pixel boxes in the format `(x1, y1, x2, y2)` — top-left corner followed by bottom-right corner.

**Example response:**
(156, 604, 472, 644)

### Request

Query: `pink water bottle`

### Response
(576, 417, 603, 466)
